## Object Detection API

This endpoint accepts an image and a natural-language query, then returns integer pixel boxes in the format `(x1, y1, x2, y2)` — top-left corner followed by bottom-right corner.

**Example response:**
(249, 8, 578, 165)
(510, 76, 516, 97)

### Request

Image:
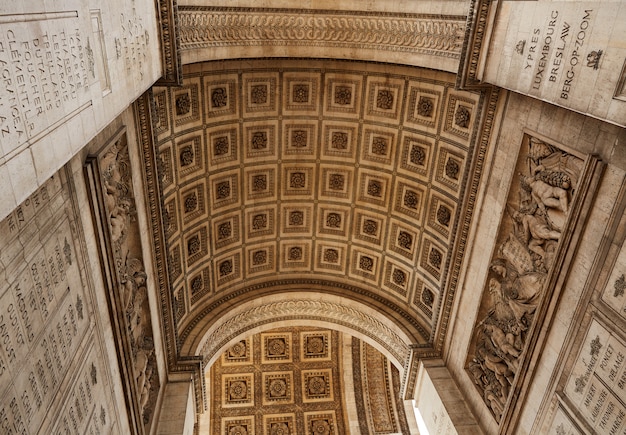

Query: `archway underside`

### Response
(147, 58, 489, 372)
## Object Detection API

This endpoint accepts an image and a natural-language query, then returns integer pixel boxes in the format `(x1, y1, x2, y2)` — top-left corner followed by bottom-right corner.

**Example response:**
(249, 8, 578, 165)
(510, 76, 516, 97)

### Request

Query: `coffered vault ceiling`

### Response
(148, 58, 495, 365)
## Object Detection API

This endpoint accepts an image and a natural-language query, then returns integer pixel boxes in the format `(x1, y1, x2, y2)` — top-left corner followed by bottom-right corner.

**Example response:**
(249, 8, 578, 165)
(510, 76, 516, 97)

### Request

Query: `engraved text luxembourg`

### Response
(519, 9, 593, 99)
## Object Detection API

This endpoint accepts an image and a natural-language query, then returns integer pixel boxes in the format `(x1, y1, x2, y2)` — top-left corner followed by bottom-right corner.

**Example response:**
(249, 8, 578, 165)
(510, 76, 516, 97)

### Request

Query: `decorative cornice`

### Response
(156, 0, 182, 86)
(433, 86, 500, 351)
(178, 7, 465, 59)
(198, 299, 411, 366)
(456, 0, 494, 89)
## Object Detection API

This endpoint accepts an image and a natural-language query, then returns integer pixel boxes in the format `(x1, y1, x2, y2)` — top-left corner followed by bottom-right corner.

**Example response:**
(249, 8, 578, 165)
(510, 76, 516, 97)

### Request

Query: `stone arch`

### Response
(191, 292, 414, 372)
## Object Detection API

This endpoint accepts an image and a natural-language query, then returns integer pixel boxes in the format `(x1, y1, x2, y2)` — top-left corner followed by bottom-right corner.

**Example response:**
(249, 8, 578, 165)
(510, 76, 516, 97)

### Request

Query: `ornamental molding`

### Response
(156, 0, 182, 85)
(198, 299, 411, 368)
(457, 0, 494, 89)
(178, 7, 465, 59)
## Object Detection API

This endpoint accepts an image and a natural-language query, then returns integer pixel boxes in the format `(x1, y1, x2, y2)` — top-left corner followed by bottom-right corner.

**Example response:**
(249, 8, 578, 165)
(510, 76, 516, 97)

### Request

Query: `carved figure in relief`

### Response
(519, 174, 569, 214)
(468, 135, 582, 422)
(483, 324, 521, 359)
(97, 135, 158, 427)
(510, 208, 561, 263)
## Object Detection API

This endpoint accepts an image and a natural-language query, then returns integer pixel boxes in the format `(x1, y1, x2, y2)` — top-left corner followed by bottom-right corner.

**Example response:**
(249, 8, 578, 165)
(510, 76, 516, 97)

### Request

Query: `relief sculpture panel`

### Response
(86, 128, 160, 433)
(466, 134, 584, 422)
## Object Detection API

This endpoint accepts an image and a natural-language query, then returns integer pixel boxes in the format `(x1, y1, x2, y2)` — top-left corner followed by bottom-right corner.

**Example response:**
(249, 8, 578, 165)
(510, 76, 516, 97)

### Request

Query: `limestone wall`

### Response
(0, 0, 163, 222)
(0, 159, 130, 433)
(480, 1, 626, 127)
(446, 90, 626, 434)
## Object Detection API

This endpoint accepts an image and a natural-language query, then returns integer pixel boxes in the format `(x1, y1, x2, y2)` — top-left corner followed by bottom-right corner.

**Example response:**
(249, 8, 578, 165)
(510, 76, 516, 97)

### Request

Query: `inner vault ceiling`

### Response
(148, 59, 490, 363)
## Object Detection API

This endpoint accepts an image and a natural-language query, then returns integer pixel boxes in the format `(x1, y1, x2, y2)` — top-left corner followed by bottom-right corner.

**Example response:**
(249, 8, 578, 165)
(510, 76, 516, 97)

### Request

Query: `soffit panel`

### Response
(150, 59, 487, 349)
(177, 7, 466, 73)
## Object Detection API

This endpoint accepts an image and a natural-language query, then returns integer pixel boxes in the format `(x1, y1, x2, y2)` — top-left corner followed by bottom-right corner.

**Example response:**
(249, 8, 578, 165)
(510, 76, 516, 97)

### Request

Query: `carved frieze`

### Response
(466, 134, 593, 424)
(85, 129, 160, 433)
(178, 8, 465, 59)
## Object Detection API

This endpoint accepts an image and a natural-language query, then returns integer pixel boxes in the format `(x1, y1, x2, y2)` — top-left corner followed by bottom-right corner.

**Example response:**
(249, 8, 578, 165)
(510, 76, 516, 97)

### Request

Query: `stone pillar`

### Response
(156, 377, 195, 435)
(413, 359, 482, 435)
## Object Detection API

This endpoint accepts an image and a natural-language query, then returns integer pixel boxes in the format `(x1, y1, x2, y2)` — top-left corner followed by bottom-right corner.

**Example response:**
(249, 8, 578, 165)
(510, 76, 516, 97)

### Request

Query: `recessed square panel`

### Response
(349, 249, 379, 282)
(383, 259, 412, 299)
(318, 206, 350, 238)
(411, 278, 434, 320)
(185, 226, 208, 267)
(214, 251, 242, 288)
(315, 243, 345, 273)
(319, 166, 352, 200)
(304, 412, 338, 435)
(159, 145, 174, 191)
(261, 332, 292, 363)
(361, 127, 397, 167)
(207, 125, 238, 167)
(222, 338, 252, 365)
(323, 73, 362, 118)
(180, 181, 207, 225)
(364, 76, 405, 122)
(246, 244, 276, 276)
(388, 222, 418, 261)
(442, 92, 478, 143)
(394, 181, 425, 223)
(281, 205, 312, 235)
(190, 267, 211, 304)
(263, 414, 296, 435)
(353, 212, 385, 246)
(245, 167, 276, 201)
(163, 198, 178, 239)
(301, 369, 334, 402)
(210, 171, 240, 210)
(282, 166, 314, 197)
(168, 244, 182, 283)
(175, 133, 204, 184)
(398, 133, 434, 179)
(434, 146, 466, 194)
(283, 72, 320, 114)
(262, 372, 294, 405)
(172, 78, 201, 129)
(153, 89, 170, 139)
(420, 236, 445, 282)
(222, 417, 255, 435)
(204, 74, 238, 120)
(280, 242, 310, 270)
(405, 81, 445, 133)
(321, 122, 358, 161)
(283, 122, 317, 158)
(213, 214, 240, 250)
(300, 330, 331, 361)
(245, 208, 275, 240)
(244, 122, 278, 161)
(426, 193, 456, 240)
(357, 171, 390, 208)
(242, 73, 279, 116)
(222, 374, 254, 407)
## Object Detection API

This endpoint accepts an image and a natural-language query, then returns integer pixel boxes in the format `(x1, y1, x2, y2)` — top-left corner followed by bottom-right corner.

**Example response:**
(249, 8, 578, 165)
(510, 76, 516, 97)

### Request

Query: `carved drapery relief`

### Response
(178, 8, 465, 59)
(86, 129, 160, 432)
(466, 135, 584, 423)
